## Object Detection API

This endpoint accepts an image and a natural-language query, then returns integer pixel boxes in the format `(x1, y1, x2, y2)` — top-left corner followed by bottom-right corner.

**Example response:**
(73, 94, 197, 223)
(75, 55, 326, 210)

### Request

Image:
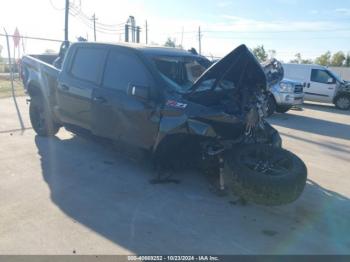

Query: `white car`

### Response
(283, 63, 350, 110)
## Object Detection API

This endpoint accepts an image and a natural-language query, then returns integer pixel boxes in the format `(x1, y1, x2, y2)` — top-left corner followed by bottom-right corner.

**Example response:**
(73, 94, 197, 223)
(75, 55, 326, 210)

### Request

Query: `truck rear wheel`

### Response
(29, 97, 60, 136)
(224, 144, 307, 206)
(334, 95, 350, 110)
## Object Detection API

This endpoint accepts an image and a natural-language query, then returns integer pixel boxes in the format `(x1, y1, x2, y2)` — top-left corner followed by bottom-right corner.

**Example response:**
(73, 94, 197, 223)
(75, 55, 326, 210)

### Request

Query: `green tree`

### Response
(315, 51, 331, 66)
(290, 53, 302, 64)
(252, 45, 268, 62)
(331, 51, 346, 66)
(290, 53, 313, 64)
(164, 38, 176, 48)
(345, 53, 350, 67)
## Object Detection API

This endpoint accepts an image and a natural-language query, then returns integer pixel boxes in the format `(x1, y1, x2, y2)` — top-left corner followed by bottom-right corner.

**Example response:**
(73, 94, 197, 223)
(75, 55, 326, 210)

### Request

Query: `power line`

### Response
(175, 28, 350, 35)
(0, 33, 62, 42)
(49, 0, 65, 10)
(69, 4, 125, 31)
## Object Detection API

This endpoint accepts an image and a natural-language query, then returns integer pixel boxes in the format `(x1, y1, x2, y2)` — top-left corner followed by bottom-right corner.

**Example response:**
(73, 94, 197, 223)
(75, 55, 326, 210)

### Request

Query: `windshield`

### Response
(152, 55, 211, 93)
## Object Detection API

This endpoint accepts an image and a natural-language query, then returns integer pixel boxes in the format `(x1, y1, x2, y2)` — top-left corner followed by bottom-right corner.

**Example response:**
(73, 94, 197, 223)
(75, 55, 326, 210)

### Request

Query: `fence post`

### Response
(3, 28, 25, 131)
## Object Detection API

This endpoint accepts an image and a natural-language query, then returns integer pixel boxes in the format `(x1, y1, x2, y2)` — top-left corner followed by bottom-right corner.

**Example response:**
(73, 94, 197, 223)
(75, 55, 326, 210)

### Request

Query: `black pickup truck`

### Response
(22, 42, 307, 206)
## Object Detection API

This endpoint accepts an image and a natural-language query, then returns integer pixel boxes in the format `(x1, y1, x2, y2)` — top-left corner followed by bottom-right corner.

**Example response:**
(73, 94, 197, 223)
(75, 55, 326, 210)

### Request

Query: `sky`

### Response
(1, 0, 350, 61)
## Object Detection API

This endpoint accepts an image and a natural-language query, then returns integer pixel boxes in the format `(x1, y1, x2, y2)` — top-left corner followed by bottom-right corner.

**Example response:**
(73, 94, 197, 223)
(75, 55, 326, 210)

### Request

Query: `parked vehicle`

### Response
(22, 43, 307, 206)
(266, 78, 304, 116)
(283, 63, 350, 110)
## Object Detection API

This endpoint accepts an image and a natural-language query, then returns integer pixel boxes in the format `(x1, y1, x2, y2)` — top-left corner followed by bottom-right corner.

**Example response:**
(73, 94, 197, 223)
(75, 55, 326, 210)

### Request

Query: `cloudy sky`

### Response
(1, 0, 350, 61)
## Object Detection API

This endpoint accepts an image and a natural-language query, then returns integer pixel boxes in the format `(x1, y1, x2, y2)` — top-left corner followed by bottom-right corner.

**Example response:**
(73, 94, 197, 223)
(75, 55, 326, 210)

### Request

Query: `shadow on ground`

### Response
(269, 113, 350, 141)
(35, 134, 350, 254)
(302, 103, 350, 116)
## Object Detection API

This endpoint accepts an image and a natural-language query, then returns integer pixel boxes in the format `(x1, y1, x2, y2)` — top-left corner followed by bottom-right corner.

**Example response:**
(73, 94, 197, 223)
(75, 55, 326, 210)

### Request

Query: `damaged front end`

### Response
(154, 45, 282, 159)
(151, 45, 307, 205)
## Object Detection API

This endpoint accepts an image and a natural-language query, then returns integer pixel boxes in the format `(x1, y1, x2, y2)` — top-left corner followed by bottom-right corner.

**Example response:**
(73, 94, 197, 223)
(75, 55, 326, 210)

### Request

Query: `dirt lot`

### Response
(0, 76, 25, 98)
(0, 96, 349, 255)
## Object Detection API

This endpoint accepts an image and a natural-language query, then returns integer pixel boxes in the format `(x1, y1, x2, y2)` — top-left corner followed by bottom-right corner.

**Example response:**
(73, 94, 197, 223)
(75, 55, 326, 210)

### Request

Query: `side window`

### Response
(311, 69, 334, 84)
(70, 48, 107, 84)
(103, 50, 151, 91)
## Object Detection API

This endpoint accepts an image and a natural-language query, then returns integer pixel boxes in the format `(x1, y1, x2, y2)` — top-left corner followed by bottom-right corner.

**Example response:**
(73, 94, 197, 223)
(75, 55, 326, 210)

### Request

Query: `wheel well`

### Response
(153, 134, 207, 169)
(27, 83, 43, 98)
(268, 92, 277, 103)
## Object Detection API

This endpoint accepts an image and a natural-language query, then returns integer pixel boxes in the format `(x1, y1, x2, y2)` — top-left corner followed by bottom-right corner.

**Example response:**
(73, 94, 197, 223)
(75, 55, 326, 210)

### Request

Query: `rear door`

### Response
(57, 46, 107, 129)
(91, 48, 160, 149)
(305, 69, 337, 103)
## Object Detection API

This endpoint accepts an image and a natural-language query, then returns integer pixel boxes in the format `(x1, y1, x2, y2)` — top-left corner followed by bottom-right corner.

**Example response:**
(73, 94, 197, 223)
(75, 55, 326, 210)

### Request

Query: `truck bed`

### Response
(21, 54, 61, 99)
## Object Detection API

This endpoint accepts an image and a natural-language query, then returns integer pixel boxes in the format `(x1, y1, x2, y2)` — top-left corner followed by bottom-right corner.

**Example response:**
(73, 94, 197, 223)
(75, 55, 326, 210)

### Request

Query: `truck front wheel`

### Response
(29, 97, 60, 136)
(224, 144, 307, 206)
(266, 95, 276, 117)
(334, 95, 350, 110)
(276, 105, 292, 113)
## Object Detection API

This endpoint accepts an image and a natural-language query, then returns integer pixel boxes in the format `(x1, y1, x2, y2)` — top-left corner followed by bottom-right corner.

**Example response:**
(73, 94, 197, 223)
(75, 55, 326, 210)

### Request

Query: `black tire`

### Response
(266, 95, 276, 117)
(225, 144, 307, 206)
(334, 95, 350, 110)
(276, 105, 292, 113)
(29, 96, 60, 136)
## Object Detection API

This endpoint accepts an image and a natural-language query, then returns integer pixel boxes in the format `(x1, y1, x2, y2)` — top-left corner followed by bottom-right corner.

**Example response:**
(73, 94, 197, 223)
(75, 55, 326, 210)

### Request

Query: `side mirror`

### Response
(327, 78, 335, 84)
(127, 84, 149, 100)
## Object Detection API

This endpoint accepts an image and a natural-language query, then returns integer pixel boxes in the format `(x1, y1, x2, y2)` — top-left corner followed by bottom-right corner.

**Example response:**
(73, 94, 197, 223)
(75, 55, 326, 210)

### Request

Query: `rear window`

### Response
(70, 48, 107, 83)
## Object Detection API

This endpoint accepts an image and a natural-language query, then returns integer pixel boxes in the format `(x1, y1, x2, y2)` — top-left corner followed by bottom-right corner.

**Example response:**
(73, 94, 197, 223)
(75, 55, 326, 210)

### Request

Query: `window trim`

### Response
(69, 46, 108, 86)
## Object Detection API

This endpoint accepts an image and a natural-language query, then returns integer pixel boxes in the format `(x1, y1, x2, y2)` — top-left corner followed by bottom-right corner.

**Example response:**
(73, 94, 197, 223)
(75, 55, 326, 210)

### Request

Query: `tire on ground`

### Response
(276, 105, 292, 113)
(29, 96, 60, 136)
(334, 95, 350, 110)
(224, 144, 307, 206)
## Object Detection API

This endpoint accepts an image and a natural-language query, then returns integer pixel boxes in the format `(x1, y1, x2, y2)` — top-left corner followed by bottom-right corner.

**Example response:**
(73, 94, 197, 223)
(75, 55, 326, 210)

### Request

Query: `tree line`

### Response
(252, 45, 350, 67)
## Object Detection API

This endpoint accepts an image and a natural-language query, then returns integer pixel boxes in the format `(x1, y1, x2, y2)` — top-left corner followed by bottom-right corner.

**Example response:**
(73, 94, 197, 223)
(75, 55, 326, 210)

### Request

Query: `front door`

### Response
(91, 48, 160, 149)
(305, 69, 337, 103)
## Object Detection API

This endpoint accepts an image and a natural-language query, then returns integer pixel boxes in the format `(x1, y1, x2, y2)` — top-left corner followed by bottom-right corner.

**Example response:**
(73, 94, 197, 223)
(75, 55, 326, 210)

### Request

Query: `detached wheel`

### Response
(266, 95, 276, 117)
(276, 105, 292, 113)
(334, 95, 350, 110)
(225, 144, 307, 206)
(29, 96, 60, 136)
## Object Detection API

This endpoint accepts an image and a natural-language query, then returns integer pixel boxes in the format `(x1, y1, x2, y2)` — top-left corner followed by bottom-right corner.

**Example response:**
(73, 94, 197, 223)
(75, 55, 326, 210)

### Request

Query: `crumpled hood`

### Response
(339, 81, 350, 92)
(189, 44, 267, 93)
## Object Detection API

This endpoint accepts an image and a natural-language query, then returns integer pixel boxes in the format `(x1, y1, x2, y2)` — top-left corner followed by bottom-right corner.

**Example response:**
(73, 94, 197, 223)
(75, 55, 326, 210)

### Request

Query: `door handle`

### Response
(93, 96, 107, 104)
(61, 84, 70, 91)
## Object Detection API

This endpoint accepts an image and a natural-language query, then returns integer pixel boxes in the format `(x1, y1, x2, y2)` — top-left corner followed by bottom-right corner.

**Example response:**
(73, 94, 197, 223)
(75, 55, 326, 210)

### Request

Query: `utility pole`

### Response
(91, 13, 98, 41)
(64, 0, 69, 41)
(181, 26, 184, 48)
(198, 26, 202, 55)
(145, 20, 148, 44)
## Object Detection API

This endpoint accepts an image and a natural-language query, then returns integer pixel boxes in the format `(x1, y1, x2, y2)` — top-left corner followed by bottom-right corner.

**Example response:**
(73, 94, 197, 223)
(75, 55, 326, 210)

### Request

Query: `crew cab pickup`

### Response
(22, 42, 307, 206)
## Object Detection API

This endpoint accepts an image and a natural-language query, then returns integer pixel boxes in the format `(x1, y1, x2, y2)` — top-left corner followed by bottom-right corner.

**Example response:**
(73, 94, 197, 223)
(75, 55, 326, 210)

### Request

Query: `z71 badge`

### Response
(166, 100, 188, 109)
